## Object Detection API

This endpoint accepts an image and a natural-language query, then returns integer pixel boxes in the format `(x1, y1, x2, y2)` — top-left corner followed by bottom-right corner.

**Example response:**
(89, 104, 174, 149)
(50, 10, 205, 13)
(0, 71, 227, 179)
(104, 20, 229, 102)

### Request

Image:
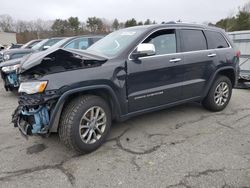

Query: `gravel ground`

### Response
(0, 79, 250, 188)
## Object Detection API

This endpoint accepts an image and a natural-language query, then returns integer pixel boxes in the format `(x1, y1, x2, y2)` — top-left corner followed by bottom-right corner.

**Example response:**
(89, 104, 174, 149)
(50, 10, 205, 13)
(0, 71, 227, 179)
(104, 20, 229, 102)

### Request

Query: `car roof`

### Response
(127, 22, 224, 33)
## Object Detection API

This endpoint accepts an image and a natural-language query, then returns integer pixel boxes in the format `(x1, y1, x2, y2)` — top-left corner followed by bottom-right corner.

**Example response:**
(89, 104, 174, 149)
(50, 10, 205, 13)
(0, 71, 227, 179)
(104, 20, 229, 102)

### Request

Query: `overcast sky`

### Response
(1, 0, 248, 23)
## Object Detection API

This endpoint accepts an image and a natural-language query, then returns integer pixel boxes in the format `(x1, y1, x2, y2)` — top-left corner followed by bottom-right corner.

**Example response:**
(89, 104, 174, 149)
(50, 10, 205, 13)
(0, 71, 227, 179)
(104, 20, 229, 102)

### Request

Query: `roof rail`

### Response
(162, 21, 177, 24)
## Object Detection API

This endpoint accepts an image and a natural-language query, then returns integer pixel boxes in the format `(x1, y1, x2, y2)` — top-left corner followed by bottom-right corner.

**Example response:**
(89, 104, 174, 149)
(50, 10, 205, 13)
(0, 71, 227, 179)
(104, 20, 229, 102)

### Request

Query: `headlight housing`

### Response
(3, 54, 10, 61)
(1, 64, 20, 73)
(18, 81, 48, 94)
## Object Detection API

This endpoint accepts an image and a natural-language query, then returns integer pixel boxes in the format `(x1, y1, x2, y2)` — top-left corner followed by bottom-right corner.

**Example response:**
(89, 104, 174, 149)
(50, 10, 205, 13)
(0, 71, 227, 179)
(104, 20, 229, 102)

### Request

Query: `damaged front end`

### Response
(12, 48, 108, 137)
(12, 93, 59, 137)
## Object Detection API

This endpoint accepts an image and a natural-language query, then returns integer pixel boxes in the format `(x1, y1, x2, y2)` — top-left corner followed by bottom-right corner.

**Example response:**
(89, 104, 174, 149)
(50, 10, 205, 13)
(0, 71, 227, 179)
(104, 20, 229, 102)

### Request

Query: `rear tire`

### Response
(202, 76, 232, 112)
(59, 95, 111, 153)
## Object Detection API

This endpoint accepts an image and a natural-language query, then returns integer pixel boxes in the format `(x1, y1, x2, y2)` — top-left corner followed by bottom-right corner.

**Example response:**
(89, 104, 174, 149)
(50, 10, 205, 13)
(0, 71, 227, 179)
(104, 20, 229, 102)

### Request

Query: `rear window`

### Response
(180, 30, 207, 52)
(205, 31, 229, 49)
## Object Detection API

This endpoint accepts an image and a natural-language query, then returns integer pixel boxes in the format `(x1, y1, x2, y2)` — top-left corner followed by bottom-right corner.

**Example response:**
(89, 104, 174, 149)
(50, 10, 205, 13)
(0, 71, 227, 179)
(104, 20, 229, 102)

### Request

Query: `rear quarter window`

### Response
(180, 29, 207, 52)
(205, 31, 229, 49)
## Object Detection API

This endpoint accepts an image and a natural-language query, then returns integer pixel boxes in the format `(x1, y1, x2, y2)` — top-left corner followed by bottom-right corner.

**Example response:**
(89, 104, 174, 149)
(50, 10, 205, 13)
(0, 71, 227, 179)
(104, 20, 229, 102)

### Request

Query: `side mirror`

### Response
(132, 43, 156, 59)
(43, 45, 50, 50)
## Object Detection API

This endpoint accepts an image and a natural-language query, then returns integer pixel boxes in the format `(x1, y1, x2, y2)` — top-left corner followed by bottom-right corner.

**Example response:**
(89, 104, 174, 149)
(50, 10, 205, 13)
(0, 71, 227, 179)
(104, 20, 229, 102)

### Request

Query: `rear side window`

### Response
(180, 29, 207, 52)
(205, 31, 229, 49)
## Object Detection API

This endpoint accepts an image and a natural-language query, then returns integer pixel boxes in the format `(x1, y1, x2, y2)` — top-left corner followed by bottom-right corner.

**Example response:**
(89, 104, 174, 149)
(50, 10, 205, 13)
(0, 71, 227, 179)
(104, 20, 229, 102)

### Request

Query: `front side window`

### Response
(143, 29, 177, 55)
(205, 31, 229, 49)
(180, 29, 207, 52)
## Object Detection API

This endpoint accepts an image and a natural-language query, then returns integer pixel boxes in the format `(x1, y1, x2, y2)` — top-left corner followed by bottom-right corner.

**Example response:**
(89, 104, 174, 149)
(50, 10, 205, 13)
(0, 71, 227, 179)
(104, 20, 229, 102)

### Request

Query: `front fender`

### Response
(49, 85, 122, 132)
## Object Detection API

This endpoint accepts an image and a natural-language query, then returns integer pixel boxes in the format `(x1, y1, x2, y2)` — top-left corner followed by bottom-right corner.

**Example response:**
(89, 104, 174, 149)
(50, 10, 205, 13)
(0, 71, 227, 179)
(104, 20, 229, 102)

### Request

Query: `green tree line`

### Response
(215, 2, 250, 31)
(1, 1, 250, 43)
(0, 15, 157, 43)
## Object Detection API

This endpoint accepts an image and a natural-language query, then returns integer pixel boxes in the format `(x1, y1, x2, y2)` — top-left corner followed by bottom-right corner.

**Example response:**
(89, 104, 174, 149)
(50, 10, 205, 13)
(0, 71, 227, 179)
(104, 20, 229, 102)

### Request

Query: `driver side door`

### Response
(127, 29, 184, 112)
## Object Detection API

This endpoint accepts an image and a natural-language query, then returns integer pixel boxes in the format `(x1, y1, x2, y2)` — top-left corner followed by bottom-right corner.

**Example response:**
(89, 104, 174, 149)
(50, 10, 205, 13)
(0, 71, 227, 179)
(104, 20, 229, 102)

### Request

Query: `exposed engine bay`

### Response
(12, 48, 108, 137)
(19, 48, 107, 79)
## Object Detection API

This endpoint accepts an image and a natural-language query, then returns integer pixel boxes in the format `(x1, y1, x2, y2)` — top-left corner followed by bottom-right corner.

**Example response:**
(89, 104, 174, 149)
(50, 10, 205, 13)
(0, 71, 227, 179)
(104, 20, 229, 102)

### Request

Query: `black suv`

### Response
(13, 23, 239, 153)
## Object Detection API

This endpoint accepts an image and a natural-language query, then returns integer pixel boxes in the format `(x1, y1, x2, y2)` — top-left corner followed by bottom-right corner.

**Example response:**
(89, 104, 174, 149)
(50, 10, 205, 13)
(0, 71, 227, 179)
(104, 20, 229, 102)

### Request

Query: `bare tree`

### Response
(0, 14, 14, 32)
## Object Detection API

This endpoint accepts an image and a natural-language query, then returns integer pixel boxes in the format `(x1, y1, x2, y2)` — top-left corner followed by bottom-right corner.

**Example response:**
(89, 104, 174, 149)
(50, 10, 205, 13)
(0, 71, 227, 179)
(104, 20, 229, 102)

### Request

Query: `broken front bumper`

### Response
(12, 93, 59, 137)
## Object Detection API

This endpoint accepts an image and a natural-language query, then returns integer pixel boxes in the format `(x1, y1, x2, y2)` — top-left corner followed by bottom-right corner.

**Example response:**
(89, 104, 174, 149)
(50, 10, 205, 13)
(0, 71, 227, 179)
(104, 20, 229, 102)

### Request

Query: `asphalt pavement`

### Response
(0, 79, 250, 188)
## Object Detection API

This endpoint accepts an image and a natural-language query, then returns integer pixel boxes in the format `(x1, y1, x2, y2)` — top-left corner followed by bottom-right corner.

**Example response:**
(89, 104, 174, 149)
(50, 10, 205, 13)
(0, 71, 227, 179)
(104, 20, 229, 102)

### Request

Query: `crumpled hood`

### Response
(0, 58, 22, 68)
(20, 48, 108, 73)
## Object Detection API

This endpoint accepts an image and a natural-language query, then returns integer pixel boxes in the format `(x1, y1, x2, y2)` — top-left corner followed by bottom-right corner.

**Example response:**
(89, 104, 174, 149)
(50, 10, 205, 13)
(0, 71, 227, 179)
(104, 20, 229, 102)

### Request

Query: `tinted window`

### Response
(143, 29, 177, 55)
(181, 30, 207, 52)
(205, 31, 229, 49)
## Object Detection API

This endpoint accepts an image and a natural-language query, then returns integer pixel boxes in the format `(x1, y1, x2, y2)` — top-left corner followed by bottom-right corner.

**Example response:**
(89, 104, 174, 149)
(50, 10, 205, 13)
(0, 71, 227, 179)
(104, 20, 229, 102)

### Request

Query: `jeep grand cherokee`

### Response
(12, 23, 239, 153)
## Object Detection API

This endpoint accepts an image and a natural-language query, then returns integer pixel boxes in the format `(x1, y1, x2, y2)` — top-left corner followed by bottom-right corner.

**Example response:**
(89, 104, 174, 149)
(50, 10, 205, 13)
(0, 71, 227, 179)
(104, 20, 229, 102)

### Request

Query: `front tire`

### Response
(59, 95, 111, 153)
(202, 76, 232, 112)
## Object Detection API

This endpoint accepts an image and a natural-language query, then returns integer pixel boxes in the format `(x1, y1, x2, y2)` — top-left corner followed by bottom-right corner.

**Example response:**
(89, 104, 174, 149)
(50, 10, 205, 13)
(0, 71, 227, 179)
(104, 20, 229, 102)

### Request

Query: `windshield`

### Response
(31, 39, 48, 50)
(31, 38, 62, 51)
(21, 40, 40, 49)
(87, 27, 147, 57)
(49, 38, 71, 50)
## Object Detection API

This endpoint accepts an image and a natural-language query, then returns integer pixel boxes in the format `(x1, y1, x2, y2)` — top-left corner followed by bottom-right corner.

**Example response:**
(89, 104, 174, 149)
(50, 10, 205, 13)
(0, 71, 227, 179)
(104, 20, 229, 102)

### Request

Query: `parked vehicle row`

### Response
(0, 35, 103, 91)
(0, 38, 63, 63)
(10, 23, 239, 153)
(0, 43, 24, 52)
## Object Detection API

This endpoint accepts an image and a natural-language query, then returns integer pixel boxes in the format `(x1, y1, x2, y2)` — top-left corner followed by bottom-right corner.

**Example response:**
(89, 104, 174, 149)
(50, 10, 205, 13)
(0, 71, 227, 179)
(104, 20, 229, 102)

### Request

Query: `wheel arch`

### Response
(203, 66, 236, 98)
(49, 85, 121, 132)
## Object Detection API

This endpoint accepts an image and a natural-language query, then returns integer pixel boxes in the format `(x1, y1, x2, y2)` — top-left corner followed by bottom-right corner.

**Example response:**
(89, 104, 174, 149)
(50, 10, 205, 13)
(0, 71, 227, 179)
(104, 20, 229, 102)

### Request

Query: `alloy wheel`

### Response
(79, 106, 107, 144)
(214, 82, 229, 106)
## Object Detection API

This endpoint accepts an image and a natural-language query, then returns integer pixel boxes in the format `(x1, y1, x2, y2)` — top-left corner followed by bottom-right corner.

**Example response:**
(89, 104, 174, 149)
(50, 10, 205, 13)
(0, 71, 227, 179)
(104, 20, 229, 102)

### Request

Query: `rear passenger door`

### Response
(180, 29, 218, 99)
(204, 30, 232, 64)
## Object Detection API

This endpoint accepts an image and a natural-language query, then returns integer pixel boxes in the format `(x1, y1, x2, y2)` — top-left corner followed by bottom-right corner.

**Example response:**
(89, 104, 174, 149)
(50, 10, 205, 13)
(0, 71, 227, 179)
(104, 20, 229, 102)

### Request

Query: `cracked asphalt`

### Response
(0, 78, 250, 188)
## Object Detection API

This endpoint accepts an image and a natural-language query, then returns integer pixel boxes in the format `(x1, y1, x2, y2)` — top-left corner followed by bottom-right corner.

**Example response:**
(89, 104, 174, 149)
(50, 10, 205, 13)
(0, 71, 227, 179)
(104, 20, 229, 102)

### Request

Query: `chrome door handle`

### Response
(208, 53, 217, 57)
(170, 58, 182, 63)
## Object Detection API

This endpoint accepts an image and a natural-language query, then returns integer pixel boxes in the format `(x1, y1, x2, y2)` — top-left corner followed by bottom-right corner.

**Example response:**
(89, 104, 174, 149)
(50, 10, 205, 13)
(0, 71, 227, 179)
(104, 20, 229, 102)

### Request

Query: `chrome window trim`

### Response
(128, 27, 232, 61)
(136, 48, 231, 60)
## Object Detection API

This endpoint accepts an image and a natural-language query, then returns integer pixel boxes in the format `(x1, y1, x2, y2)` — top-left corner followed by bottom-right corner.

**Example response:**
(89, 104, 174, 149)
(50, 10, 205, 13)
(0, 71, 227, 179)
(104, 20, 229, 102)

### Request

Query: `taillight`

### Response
(236, 51, 241, 58)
